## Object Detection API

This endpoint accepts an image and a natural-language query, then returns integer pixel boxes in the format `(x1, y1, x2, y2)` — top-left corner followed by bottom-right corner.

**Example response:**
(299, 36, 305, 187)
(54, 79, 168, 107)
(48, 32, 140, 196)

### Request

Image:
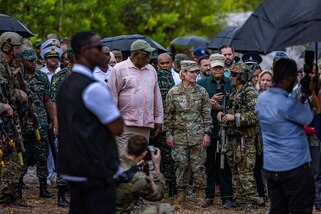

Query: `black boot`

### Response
(39, 178, 54, 198)
(168, 181, 177, 197)
(19, 177, 28, 190)
(57, 185, 69, 207)
(15, 183, 22, 199)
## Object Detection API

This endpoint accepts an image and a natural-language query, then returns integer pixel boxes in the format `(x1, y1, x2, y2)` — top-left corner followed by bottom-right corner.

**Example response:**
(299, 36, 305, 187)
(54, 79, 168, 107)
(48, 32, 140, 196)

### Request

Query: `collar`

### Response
(127, 57, 148, 70)
(209, 75, 228, 84)
(72, 63, 93, 79)
(178, 81, 196, 92)
(94, 65, 111, 74)
(42, 66, 60, 74)
(268, 87, 289, 96)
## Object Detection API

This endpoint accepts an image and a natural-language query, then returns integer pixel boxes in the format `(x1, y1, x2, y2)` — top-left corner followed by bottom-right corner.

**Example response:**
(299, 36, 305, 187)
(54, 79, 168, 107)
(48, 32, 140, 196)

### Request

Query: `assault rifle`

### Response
(216, 93, 228, 169)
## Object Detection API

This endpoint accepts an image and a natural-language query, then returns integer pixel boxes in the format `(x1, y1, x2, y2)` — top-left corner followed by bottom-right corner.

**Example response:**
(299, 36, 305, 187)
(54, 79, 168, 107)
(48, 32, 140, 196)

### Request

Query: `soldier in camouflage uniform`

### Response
(0, 32, 28, 206)
(153, 53, 177, 197)
(49, 48, 73, 207)
(34, 41, 45, 70)
(217, 63, 261, 210)
(163, 60, 212, 205)
(19, 48, 54, 199)
(116, 135, 173, 214)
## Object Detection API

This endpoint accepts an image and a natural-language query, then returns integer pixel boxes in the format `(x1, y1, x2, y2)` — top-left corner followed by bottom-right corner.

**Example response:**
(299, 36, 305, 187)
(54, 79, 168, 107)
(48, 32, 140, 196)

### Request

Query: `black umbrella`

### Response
(232, 0, 321, 54)
(207, 27, 239, 50)
(101, 34, 167, 53)
(170, 36, 208, 48)
(207, 26, 264, 53)
(0, 14, 34, 38)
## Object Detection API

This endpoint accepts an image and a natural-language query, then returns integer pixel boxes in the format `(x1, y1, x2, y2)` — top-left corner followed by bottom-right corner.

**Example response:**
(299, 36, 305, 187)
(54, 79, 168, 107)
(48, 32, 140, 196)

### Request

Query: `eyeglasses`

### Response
(212, 67, 224, 72)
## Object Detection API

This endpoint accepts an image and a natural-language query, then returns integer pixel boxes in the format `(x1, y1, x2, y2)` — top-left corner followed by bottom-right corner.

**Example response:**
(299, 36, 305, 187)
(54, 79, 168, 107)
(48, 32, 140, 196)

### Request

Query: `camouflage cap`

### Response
(20, 49, 37, 61)
(181, 60, 199, 72)
(34, 41, 43, 48)
(231, 63, 249, 74)
(209, 53, 225, 68)
(149, 50, 158, 60)
(173, 53, 189, 71)
(130, 39, 155, 52)
(0, 32, 24, 46)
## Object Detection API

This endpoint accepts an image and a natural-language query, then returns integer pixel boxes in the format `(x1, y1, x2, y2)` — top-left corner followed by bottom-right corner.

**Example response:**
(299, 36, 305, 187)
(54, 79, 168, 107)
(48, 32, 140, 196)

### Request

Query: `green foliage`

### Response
(0, 0, 263, 46)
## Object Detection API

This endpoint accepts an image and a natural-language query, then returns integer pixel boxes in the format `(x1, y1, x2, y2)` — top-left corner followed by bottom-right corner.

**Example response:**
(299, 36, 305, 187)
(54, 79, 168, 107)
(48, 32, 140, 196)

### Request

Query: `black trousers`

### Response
(68, 179, 116, 214)
(254, 153, 265, 197)
(266, 163, 315, 214)
(205, 138, 233, 203)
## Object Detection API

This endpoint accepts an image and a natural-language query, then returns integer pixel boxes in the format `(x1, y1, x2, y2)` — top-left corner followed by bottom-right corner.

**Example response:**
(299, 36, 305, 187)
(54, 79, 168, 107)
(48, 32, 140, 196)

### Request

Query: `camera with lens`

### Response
(144, 145, 158, 161)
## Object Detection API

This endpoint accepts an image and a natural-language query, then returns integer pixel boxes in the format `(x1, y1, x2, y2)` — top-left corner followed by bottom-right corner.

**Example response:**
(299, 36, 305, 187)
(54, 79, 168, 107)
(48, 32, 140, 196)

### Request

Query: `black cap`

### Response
(242, 52, 262, 65)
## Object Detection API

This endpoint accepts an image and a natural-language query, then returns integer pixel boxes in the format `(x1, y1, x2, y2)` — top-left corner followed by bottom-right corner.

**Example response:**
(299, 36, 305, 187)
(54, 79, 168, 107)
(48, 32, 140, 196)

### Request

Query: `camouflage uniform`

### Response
(116, 156, 173, 214)
(224, 64, 260, 205)
(0, 42, 25, 204)
(49, 66, 71, 187)
(153, 68, 176, 185)
(22, 69, 50, 179)
(49, 66, 71, 102)
(49, 66, 71, 206)
(163, 81, 212, 191)
(36, 58, 45, 70)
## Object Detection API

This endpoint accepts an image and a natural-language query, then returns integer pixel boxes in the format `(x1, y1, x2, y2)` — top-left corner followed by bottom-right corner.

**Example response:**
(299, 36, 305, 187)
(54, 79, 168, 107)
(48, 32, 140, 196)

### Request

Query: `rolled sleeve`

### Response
(82, 82, 121, 125)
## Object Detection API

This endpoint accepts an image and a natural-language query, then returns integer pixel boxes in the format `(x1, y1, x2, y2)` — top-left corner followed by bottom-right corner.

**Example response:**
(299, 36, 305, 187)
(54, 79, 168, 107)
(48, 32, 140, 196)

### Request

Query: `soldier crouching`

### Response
(116, 135, 173, 214)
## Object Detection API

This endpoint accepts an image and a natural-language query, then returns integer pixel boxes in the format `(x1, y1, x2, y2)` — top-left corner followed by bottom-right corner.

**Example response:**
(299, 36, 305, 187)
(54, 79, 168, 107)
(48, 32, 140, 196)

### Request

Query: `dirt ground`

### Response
(1, 167, 321, 214)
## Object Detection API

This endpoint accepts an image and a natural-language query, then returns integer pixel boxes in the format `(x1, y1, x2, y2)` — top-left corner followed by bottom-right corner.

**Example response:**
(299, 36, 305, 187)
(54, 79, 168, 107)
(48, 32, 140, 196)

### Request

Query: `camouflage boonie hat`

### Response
(20, 49, 37, 61)
(231, 63, 249, 74)
(173, 53, 189, 71)
(181, 60, 199, 72)
(0, 32, 24, 47)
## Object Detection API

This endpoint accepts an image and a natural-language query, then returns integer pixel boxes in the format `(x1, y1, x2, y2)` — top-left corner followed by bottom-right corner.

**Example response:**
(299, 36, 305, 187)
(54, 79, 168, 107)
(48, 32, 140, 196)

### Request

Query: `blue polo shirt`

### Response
(255, 87, 313, 172)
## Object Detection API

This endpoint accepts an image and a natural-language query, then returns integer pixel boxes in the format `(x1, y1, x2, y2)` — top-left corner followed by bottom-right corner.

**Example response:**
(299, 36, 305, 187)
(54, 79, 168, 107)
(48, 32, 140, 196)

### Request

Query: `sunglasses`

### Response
(82, 44, 103, 51)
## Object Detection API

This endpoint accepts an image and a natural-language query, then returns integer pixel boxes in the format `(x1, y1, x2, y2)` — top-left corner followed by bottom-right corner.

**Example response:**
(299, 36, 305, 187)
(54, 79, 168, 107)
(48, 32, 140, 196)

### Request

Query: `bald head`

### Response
(157, 53, 172, 71)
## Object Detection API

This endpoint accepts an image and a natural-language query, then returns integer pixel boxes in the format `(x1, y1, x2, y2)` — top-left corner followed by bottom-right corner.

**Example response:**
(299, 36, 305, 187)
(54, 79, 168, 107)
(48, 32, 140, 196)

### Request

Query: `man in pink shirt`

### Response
(108, 39, 163, 154)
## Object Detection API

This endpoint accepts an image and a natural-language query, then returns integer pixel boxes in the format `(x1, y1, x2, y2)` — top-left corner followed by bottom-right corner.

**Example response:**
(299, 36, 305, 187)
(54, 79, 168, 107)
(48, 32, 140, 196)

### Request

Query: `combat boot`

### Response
(168, 181, 177, 197)
(19, 177, 28, 190)
(57, 185, 69, 207)
(15, 183, 22, 199)
(39, 178, 54, 198)
(196, 189, 211, 208)
(175, 189, 186, 203)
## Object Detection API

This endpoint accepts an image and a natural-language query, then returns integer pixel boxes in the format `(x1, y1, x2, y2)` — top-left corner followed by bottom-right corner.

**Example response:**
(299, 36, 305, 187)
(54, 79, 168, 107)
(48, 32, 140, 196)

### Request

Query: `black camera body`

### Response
(301, 50, 314, 95)
(144, 145, 158, 161)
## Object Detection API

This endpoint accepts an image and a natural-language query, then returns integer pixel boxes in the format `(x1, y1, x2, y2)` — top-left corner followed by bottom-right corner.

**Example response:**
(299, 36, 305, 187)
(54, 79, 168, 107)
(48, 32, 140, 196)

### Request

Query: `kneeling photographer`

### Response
(115, 135, 173, 214)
